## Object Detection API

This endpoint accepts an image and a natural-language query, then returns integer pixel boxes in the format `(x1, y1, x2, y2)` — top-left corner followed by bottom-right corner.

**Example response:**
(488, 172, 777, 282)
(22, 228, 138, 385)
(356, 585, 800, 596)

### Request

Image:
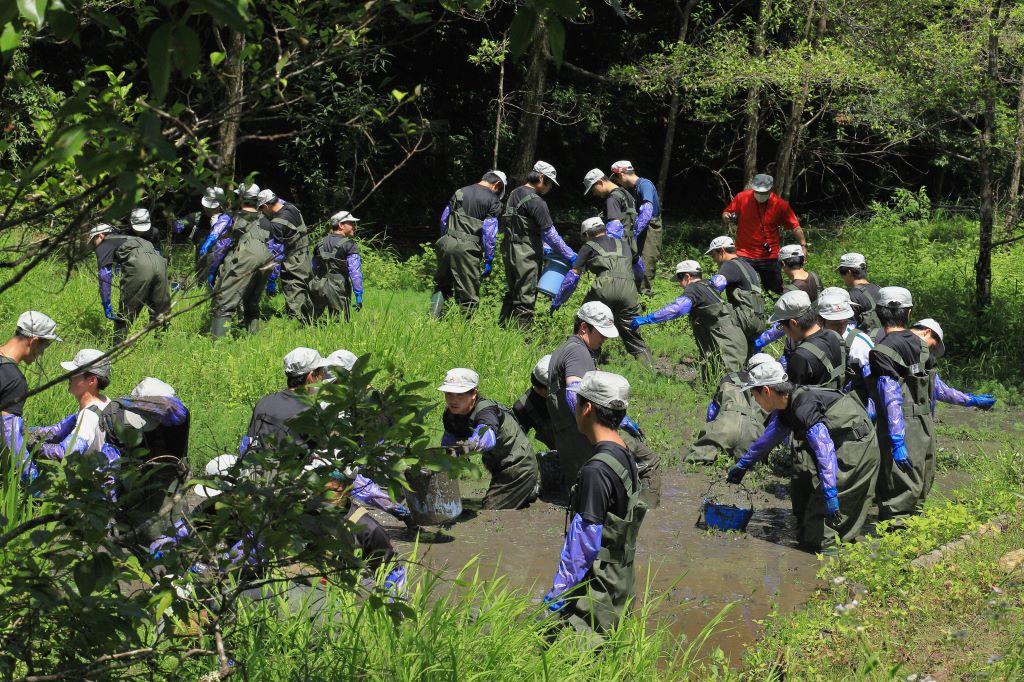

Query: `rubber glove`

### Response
(727, 463, 747, 484)
(890, 434, 913, 473)
(620, 415, 644, 440)
(968, 394, 997, 410)
(753, 336, 767, 351)
(267, 278, 278, 296)
(630, 315, 652, 330)
(482, 259, 493, 279)
(103, 302, 116, 321)
(568, 253, 577, 266)
(824, 487, 840, 516)
(543, 595, 565, 612)
(354, 291, 363, 311)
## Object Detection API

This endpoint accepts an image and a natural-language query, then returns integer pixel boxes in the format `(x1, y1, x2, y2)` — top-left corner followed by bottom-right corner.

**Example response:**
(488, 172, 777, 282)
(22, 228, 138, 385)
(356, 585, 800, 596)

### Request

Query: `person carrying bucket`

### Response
(541, 370, 647, 637)
(499, 162, 577, 328)
(705, 235, 766, 355)
(438, 368, 539, 510)
(549, 217, 652, 366)
(725, 358, 879, 552)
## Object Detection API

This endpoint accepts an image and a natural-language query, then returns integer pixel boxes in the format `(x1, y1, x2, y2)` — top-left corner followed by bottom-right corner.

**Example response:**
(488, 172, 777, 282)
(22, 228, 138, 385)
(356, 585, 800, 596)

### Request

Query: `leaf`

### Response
(173, 24, 200, 75)
(391, 89, 406, 102)
(92, 552, 113, 591)
(16, 0, 44, 29)
(210, 50, 225, 66)
(147, 23, 173, 101)
(508, 7, 537, 60)
(73, 558, 96, 595)
(188, 0, 249, 32)
(0, 23, 19, 55)
(546, 17, 565, 66)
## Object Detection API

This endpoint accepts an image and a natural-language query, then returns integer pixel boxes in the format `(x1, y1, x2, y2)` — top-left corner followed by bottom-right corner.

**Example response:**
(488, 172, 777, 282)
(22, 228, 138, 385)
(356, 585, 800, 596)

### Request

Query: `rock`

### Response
(979, 521, 1003, 536)
(998, 549, 1024, 573)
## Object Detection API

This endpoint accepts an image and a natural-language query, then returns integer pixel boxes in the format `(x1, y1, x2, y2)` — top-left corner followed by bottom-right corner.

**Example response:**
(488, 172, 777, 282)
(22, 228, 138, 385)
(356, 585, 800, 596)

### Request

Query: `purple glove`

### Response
(98, 266, 114, 311)
(636, 202, 654, 236)
(208, 237, 232, 285)
(877, 375, 906, 440)
(31, 413, 78, 444)
(440, 205, 451, 234)
(706, 400, 720, 423)
(482, 217, 498, 262)
(542, 226, 576, 262)
(932, 374, 981, 409)
(633, 257, 646, 281)
(605, 220, 624, 240)
(544, 513, 603, 607)
(467, 424, 497, 452)
(1, 414, 31, 479)
(737, 412, 793, 469)
(754, 323, 785, 350)
(347, 253, 363, 297)
(351, 473, 402, 513)
(710, 273, 728, 293)
(565, 379, 581, 415)
(648, 294, 693, 324)
(550, 269, 580, 310)
(806, 422, 839, 493)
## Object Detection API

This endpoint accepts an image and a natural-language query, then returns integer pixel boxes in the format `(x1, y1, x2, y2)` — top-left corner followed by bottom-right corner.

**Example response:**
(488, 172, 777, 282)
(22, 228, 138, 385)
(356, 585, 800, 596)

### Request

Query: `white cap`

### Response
(838, 252, 866, 270)
(578, 370, 630, 410)
(778, 244, 804, 261)
(675, 260, 702, 277)
(913, 318, 945, 358)
(532, 355, 552, 385)
(746, 352, 776, 370)
(583, 168, 605, 196)
(438, 368, 479, 393)
(610, 160, 634, 175)
(194, 454, 240, 498)
(741, 358, 789, 390)
(60, 348, 111, 379)
(201, 187, 225, 209)
(130, 377, 176, 398)
(705, 235, 735, 254)
(88, 223, 114, 240)
(326, 349, 358, 374)
(487, 170, 508, 199)
(768, 289, 812, 324)
(283, 347, 331, 376)
(751, 173, 774, 192)
(257, 189, 277, 208)
(130, 207, 151, 233)
(330, 210, 360, 225)
(17, 311, 62, 341)
(580, 216, 604, 236)
(236, 183, 261, 201)
(817, 287, 854, 321)
(533, 161, 558, 186)
(878, 286, 913, 309)
(576, 301, 619, 338)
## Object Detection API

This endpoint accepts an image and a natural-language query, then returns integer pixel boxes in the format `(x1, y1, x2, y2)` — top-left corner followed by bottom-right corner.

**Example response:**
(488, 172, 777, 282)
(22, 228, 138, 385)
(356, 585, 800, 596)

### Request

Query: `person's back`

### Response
(786, 270, 823, 302)
(513, 387, 555, 450)
(786, 328, 847, 389)
(242, 389, 311, 455)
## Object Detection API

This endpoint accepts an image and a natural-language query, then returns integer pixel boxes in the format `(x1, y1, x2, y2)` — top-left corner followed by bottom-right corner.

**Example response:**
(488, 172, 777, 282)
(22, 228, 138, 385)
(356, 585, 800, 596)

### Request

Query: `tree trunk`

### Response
(976, 0, 1001, 310)
(656, 0, 699, 199)
(492, 45, 506, 169)
(510, 18, 548, 183)
(217, 30, 246, 177)
(743, 0, 771, 186)
(774, 10, 823, 199)
(1003, 65, 1024, 233)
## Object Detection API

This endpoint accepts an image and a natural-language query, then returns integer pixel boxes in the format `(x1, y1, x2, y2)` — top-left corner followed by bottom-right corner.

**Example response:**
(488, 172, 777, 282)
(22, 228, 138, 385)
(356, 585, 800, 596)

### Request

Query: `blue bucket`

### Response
(538, 257, 570, 298)
(698, 482, 754, 532)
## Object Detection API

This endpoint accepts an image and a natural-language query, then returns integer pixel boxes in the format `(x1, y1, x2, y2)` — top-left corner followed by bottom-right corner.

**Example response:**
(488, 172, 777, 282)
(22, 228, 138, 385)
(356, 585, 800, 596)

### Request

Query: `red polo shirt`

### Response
(725, 189, 800, 259)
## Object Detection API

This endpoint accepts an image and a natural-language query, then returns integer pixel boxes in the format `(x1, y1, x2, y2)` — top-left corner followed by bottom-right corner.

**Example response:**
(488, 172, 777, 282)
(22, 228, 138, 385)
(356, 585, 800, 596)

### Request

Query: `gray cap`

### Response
(87, 223, 114, 240)
(580, 216, 604, 236)
(17, 311, 62, 341)
(257, 189, 277, 208)
(740, 358, 789, 390)
(129, 207, 151, 233)
(817, 287, 854, 321)
(705, 235, 735, 254)
(578, 370, 630, 410)
(130, 377, 176, 398)
(746, 352, 776, 370)
(610, 160, 634, 175)
(878, 286, 913, 309)
(438, 367, 479, 393)
(912, 318, 945, 358)
(675, 260, 702, 277)
(838, 252, 866, 270)
(283, 347, 331, 376)
(194, 454, 240, 498)
(583, 168, 605, 196)
(201, 186, 226, 210)
(236, 183, 261, 201)
(326, 349, 358, 373)
(768, 289, 812, 324)
(778, 244, 804, 261)
(532, 354, 552, 385)
(330, 210, 360, 225)
(60, 348, 111, 379)
(576, 301, 619, 338)
(751, 173, 774, 192)
(533, 161, 558, 186)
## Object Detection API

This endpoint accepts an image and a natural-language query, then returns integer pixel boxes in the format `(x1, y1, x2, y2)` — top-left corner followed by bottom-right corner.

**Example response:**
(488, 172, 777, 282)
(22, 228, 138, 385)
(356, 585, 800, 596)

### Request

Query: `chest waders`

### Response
(604, 187, 638, 255)
(547, 337, 597, 488)
(583, 239, 652, 364)
(873, 340, 936, 522)
(435, 189, 485, 316)
(687, 372, 767, 463)
(687, 281, 747, 376)
(637, 214, 662, 295)
(794, 332, 848, 391)
(853, 283, 882, 333)
(499, 192, 544, 327)
(787, 387, 878, 550)
(271, 213, 312, 320)
(115, 236, 170, 344)
(565, 452, 647, 635)
(727, 259, 767, 345)
(620, 430, 662, 509)
(310, 237, 355, 322)
(212, 212, 272, 333)
(471, 398, 539, 510)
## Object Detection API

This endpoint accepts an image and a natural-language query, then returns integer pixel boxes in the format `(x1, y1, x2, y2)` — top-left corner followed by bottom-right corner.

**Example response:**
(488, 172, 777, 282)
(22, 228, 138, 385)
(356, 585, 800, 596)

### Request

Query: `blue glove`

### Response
(890, 435, 913, 473)
(550, 300, 562, 313)
(482, 259, 493, 279)
(620, 415, 644, 440)
(568, 253, 577, 266)
(753, 336, 766, 350)
(543, 595, 565, 612)
(968, 394, 996, 410)
(354, 291, 363, 311)
(727, 463, 747, 484)
(266, 279, 278, 296)
(630, 315, 651, 330)
(207, 272, 216, 288)
(103, 303, 116, 321)
(824, 488, 840, 516)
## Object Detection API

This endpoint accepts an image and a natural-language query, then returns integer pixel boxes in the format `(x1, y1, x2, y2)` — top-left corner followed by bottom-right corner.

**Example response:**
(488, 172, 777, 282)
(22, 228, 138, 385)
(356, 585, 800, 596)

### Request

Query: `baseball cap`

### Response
(438, 368, 479, 393)
(912, 318, 945, 358)
(487, 170, 508, 199)
(201, 187, 225, 210)
(817, 287, 854, 321)
(705, 235, 735, 254)
(751, 174, 774, 193)
(87, 223, 114, 240)
(283, 347, 331, 376)
(580, 216, 604, 236)
(236, 183, 261, 201)
(746, 352, 776, 370)
(768, 289, 812, 324)
(257, 189, 277, 208)
(878, 286, 913, 309)
(533, 161, 558, 186)
(532, 355, 552, 385)
(838, 252, 866, 270)
(740, 358, 789, 390)
(193, 454, 241, 498)
(130, 377, 176, 398)
(576, 301, 619, 339)
(330, 210, 360, 224)
(60, 348, 111, 379)
(578, 370, 630, 410)
(325, 349, 358, 374)
(778, 244, 804, 261)
(129, 208, 151, 233)
(583, 168, 605, 196)
(16, 311, 62, 341)
(610, 160, 634, 175)
(675, 260, 702, 277)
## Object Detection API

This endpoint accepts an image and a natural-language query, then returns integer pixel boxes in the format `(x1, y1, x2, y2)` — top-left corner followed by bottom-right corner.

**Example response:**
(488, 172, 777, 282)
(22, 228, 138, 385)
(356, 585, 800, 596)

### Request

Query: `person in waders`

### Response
(685, 353, 772, 464)
(310, 210, 364, 322)
(726, 358, 879, 552)
(259, 190, 312, 321)
(609, 161, 662, 295)
(630, 260, 747, 377)
(815, 287, 875, 408)
(542, 370, 647, 639)
(869, 289, 997, 527)
(433, 171, 506, 317)
(514, 355, 557, 451)
(89, 223, 171, 345)
(209, 184, 275, 338)
(549, 217, 652, 365)
(838, 252, 882, 334)
(127, 207, 161, 247)
(779, 244, 823, 302)
(582, 169, 642, 273)
(706, 235, 767, 355)
(771, 290, 847, 390)
(438, 368, 539, 510)
(499, 162, 576, 327)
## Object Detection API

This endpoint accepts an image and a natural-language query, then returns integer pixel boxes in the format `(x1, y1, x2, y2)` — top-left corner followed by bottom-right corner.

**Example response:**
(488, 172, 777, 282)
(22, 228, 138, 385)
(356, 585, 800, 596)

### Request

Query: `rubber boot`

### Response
(245, 317, 261, 334)
(211, 316, 230, 339)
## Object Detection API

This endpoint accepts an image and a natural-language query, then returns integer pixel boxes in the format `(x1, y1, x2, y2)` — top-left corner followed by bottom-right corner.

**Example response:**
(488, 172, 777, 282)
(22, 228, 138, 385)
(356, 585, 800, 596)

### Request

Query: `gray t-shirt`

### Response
(547, 335, 596, 394)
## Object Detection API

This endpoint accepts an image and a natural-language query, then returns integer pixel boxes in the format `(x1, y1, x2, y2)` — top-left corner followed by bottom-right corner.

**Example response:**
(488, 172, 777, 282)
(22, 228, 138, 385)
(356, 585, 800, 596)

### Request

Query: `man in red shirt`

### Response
(722, 173, 806, 294)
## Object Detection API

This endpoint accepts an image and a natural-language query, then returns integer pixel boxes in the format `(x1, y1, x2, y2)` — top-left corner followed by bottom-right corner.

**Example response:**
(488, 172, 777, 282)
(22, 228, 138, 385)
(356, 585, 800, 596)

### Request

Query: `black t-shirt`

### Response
(870, 329, 933, 380)
(786, 328, 844, 386)
(789, 272, 822, 301)
(269, 203, 306, 242)
(314, 234, 358, 276)
(245, 389, 311, 451)
(0, 359, 28, 415)
(95, 234, 130, 270)
(506, 186, 553, 234)
(682, 279, 724, 311)
(718, 259, 756, 295)
(442, 399, 503, 440)
(779, 388, 843, 438)
(548, 335, 597, 391)
(602, 188, 634, 224)
(574, 441, 638, 524)
(849, 284, 881, 316)
(451, 183, 502, 221)
(574, 235, 637, 272)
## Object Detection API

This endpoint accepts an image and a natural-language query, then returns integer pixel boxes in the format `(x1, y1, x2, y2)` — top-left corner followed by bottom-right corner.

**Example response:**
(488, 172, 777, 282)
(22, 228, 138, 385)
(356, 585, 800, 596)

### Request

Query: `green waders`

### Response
(434, 189, 485, 317)
(309, 237, 356, 322)
(472, 398, 540, 510)
(636, 215, 662, 295)
(874, 341, 936, 523)
(547, 338, 596, 488)
(499, 192, 544, 327)
(564, 451, 648, 635)
(725, 258, 766, 354)
(789, 388, 879, 551)
(211, 212, 272, 335)
(687, 372, 767, 463)
(581, 238, 653, 365)
(688, 281, 748, 377)
(794, 332, 848, 391)
(115, 236, 171, 343)
(271, 213, 312, 321)
(852, 283, 882, 332)
(620, 430, 662, 508)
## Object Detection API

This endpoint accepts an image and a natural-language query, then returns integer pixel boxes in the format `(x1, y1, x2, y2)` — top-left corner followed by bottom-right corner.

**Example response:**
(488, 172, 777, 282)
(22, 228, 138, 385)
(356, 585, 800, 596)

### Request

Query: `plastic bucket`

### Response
(404, 469, 462, 526)
(537, 258, 570, 298)
(697, 482, 754, 532)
